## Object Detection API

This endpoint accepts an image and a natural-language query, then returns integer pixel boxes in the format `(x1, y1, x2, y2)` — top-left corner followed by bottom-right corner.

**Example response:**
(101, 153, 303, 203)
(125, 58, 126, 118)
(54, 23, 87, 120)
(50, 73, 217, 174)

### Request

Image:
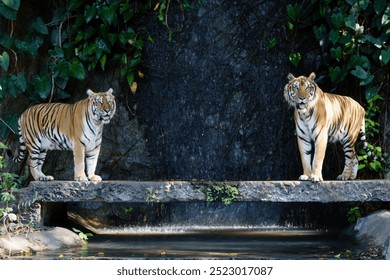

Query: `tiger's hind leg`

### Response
(337, 140, 357, 180)
(28, 148, 54, 181)
(349, 154, 359, 180)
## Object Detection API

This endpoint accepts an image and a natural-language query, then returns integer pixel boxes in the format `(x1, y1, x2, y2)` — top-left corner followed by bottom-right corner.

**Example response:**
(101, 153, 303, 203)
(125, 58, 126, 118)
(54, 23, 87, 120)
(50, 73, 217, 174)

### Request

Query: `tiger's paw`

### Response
(299, 175, 310, 181)
(75, 175, 88, 181)
(337, 174, 352, 180)
(310, 175, 323, 182)
(39, 175, 54, 181)
(89, 175, 102, 182)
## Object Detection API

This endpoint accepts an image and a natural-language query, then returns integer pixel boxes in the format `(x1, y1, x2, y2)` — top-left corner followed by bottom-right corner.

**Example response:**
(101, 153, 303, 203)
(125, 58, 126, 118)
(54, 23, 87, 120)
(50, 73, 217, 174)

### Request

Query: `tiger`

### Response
(283, 72, 370, 182)
(8, 88, 116, 182)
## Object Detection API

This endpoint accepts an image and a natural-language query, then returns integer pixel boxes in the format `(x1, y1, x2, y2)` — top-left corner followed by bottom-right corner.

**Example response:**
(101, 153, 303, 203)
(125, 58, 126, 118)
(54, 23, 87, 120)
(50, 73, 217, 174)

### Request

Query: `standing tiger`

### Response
(284, 72, 369, 182)
(9, 88, 116, 182)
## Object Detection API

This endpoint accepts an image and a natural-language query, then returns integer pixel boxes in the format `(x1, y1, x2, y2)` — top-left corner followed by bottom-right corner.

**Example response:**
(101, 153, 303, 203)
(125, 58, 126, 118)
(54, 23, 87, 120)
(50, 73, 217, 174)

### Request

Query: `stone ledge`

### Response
(17, 180, 390, 203)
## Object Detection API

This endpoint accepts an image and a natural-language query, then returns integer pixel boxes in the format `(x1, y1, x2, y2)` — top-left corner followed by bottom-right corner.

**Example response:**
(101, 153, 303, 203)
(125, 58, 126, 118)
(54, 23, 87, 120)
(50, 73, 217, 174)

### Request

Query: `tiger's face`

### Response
(284, 72, 317, 111)
(87, 88, 116, 124)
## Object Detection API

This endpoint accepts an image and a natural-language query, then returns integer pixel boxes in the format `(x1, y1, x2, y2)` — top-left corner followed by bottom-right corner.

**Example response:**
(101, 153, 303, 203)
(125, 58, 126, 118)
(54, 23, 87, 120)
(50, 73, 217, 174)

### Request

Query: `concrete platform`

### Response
(19, 180, 390, 203)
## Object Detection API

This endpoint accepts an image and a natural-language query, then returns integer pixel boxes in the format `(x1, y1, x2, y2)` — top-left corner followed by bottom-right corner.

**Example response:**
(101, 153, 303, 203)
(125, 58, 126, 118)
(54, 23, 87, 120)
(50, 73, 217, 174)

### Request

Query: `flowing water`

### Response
(24, 226, 360, 260)
(13, 202, 363, 259)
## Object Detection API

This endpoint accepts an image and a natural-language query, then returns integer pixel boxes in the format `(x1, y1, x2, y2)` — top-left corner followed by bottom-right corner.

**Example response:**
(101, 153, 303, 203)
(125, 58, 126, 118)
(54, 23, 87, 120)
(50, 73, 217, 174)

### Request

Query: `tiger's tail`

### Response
(359, 119, 378, 161)
(7, 120, 27, 163)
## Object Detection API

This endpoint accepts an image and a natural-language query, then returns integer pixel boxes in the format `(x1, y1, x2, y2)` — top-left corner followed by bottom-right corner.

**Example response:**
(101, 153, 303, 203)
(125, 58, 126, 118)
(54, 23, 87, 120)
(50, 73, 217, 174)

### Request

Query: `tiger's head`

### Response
(284, 72, 318, 111)
(87, 88, 116, 124)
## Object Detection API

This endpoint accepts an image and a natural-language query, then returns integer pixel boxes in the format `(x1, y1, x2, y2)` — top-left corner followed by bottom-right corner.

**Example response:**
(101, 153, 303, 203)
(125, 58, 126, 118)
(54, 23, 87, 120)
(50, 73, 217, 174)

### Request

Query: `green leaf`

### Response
(382, 6, 390, 25)
(2, 0, 20, 10)
(360, 74, 374, 86)
(287, 4, 301, 21)
(14, 39, 38, 57)
(329, 66, 341, 82)
(33, 75, 51, 100)
(357, 55, 371, 69)
(365, 86, 379, 100)
(127, 72, 135, 88)
(120, 3, 134, 21)
(100, 5, 117, 26)
(379, 47, 390, 65)
(49, 47, 64, 60)
(287, 21, 294, 30)
(331, 12, 343, 29)
(329, 30, 340, 45)
(362, 35, 382, 48)
(357, 0, 370, 10)
(0, 2, 17, 19)
(31, 17, 48, 35)
(0, 33, 13, 48)
(0, 142, 7, 149)
(70, 59, 85, 80)
(84, 4, 97, 23)
(288, 52, 301, 67)
(351, 65, 368, 80)
(344, 15, 356, 29)
(0, 113, 18, 137)
(313, 25, 327, 41)
(67, 0, 83, 12)
(129, 57, 141, 69)
(330, 47, 342, 61)
(0, 51, 10, 71)
(369, 161, 382, 171)
(56, 89, 70, 99)
(100, 54, 107, 70)
(374, 0, 387, 14)
(267, 38, 277, 50)
(11, 73, 26, 92)
(53, 60, 70, 79)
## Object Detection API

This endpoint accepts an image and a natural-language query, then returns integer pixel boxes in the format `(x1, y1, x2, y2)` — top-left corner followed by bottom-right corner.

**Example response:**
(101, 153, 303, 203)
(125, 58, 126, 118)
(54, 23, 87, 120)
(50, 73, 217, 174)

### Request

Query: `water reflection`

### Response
(26, 227, 359, 260)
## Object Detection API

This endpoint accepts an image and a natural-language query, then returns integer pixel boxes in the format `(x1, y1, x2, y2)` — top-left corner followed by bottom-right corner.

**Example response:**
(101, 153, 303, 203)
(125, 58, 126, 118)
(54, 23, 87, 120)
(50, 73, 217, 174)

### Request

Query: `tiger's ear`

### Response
(107, 88, 114, 95)
(86, 89, 95, 98)
(309, 72, 316, 81)
(287, 73, 295, 81)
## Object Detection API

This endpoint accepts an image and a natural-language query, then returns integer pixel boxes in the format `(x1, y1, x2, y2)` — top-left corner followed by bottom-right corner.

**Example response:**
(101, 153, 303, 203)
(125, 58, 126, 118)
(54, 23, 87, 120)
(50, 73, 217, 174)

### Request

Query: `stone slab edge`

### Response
(16, 180, 390, 203)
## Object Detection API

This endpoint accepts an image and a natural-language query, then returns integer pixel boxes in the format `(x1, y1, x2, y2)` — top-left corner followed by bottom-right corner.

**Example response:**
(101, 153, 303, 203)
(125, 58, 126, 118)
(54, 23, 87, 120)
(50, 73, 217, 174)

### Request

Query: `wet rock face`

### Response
(354, 210, 390, 260)
(6, 0, 353, 181)
(136, 0, 299, 180)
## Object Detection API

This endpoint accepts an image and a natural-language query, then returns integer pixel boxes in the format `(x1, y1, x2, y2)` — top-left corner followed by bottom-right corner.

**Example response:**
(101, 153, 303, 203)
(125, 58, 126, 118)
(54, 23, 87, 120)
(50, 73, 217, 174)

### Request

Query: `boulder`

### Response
(354, 210, 390, 259)
(0, 227, 84, 258)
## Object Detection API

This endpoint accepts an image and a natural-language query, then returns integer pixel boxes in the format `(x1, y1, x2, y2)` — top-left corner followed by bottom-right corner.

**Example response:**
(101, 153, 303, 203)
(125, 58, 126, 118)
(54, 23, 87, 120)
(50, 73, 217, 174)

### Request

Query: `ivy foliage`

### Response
(0, 141, 22, 236)
(0, 0, 201, 137)
(286, 0, 389, 175)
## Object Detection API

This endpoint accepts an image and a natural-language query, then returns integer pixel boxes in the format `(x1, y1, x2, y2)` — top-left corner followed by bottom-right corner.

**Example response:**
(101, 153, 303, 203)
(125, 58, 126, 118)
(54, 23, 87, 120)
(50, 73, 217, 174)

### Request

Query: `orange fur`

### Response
(10, 89, 116, 181)
(284, 73, 365, 181)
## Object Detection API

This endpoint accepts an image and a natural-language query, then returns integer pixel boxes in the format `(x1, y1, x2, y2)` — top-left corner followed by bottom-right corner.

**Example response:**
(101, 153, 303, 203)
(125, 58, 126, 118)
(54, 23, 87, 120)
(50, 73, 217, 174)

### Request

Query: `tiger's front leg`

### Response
(73, 142, 88, 181)
(311, 132, 328, 182)
(296, 131, 312, 181)
(86, 146, 102, 182)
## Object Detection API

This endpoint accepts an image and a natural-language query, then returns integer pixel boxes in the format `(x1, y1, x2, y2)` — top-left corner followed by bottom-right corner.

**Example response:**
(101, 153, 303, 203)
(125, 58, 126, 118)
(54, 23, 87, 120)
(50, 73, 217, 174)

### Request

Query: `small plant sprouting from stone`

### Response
(72, 228, 93, 243)
(124, 207, 134, 214)
(206, 184, 239, 205)
(347, 206, 362, 224)
(146, 187, 159, 202)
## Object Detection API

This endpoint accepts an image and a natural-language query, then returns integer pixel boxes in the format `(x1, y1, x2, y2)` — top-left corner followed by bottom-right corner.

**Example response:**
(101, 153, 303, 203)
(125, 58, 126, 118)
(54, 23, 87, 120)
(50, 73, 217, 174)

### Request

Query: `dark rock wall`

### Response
(7, 0, 371, 181)
(136, 0, 299, 180)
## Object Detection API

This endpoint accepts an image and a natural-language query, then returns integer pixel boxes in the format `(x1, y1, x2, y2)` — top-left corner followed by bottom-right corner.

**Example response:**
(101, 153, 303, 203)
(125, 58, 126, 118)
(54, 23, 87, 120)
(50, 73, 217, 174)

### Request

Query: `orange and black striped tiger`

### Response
(284, 72, 370, 182)
(9, 88, 116, 181)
